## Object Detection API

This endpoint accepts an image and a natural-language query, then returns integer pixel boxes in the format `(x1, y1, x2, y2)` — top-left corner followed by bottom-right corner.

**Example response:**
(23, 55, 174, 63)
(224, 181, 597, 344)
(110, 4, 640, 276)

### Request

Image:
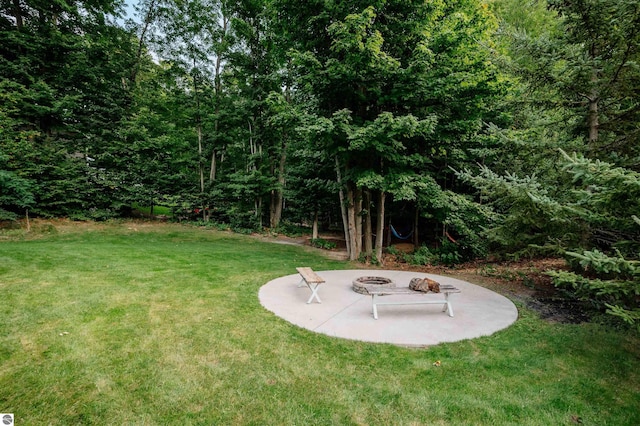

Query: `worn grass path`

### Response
(0, 221, 638, 425)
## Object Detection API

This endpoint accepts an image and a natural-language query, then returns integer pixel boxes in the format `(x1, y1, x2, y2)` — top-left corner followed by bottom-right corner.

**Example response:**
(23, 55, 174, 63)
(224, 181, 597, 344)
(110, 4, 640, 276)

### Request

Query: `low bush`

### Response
(548, 249, 640, 329)
(311, 238, 336, 250)
(396, 240, 464, 266)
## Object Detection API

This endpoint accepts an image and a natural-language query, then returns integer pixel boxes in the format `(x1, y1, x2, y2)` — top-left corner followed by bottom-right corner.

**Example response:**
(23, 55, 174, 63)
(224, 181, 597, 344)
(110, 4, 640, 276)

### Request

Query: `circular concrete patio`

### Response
(259, 269, 518, 346)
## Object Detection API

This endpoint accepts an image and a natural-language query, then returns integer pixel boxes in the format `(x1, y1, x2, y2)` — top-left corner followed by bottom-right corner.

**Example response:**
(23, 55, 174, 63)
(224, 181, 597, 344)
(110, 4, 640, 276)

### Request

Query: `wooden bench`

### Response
(296, 267, 326, 304)
(367, 285, 461, 319)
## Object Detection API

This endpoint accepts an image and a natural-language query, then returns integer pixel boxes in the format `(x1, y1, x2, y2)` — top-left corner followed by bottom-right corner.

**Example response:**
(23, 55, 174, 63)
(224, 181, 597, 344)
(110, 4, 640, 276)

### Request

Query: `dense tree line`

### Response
(2, 0, 639, 325)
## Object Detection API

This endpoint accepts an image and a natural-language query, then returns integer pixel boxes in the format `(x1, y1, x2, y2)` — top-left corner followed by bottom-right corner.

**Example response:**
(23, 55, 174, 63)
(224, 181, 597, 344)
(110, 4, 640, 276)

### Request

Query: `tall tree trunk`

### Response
(210, 152, 217, 182)
(375, 191, 386, 263)
(413, 206, 420, 248)
(197, 121, 204, 192)
(131, 0, 157, 85)
(270, 137, 287, 228)
(335, 156, 351, 256)
(355, 187, 363, 257)
(12, 0, 23, 29)
(346, 184, 359, 261)
(312, 210, 319, 240)
(209, 14, 229, 183)
(588, 93, 599, 145)
(363, 190, 373, 261)
(193, 58, 204, 193)
(587, 42, 600, 145)
(255, 196, 262, 228)
(248, 119, 254, 172)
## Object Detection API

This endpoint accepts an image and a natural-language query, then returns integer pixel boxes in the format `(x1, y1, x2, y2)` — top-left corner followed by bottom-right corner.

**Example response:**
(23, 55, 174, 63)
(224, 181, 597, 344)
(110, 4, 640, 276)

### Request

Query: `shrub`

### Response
(405, 245, 436, 265)
(436, 239, 463, 265)
(276, 222, 308, 238)
(548, 249, 640, 329)
(397, 241, 464, 266)
(311, 238, 336, 250)
(386, 245, 401, 255)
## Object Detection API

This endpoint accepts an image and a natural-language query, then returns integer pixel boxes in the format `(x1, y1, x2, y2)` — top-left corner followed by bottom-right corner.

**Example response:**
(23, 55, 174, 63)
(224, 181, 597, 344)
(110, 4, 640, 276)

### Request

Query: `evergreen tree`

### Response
(0, 0, 138, 218)
(502, 0, 640, 166)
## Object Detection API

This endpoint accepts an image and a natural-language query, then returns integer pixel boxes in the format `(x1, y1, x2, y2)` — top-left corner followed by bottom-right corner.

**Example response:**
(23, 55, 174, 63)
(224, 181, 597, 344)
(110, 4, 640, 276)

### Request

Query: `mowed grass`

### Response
(0, 222, 638, 425)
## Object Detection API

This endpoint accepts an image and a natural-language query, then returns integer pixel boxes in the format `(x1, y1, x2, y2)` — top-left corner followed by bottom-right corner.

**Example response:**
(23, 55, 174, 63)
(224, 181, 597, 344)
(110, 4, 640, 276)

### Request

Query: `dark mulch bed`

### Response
(381, 256, 593, 324)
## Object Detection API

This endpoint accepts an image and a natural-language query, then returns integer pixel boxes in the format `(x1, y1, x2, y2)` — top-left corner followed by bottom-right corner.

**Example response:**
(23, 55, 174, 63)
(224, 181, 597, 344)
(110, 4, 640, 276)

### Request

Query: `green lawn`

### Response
(131, 203, 173, 217)
(0, 221, 638, 425)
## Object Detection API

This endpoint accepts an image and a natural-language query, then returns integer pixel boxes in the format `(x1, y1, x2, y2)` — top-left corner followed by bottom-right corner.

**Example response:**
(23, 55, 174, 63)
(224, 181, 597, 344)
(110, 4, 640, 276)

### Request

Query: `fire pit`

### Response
(352, 276, 395, 295)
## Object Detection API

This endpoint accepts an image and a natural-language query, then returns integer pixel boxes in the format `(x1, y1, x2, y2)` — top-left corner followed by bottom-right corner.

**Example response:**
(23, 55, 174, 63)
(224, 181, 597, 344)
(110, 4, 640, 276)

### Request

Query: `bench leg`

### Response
(371, 294, 455, 319)
(443, 293, 454, 317)
(306, 283, 322, 304)
(372, 294, 379, 320)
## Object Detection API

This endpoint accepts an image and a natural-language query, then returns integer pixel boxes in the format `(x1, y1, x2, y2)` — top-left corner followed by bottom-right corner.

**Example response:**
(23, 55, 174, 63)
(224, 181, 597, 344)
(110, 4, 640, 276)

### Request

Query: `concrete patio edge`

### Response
(259, 269, 519, 346)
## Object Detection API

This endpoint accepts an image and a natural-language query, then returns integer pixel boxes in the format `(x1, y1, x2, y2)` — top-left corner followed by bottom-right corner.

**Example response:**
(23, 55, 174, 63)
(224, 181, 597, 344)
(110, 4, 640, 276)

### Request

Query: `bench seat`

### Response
(367, 285, 460, 319)
(296, 267, 326, 304)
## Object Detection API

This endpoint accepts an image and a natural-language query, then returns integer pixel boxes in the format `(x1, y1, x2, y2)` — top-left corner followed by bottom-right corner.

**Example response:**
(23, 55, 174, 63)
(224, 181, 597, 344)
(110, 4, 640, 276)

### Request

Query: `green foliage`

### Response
(272, 221, 307, 238)
(310, 238, 337, 250)
(385, 244, 401, 256)
(500, 0, 640, 159)
(559, 150, 640, 251)
(457, 165, 576, 254)
(565, 249, 639, 278)
(0, 153, 35, 220)
(274, 0, 509, 261)
(547, 229, 640, 327)
(403, 245, 435, 266)
(227, 205, 261, 234)
(457, 149, 640, 259)
(548, 252, 640, 329)
(606, 304, 640, 329)
(397, 240, 464, 266)
(491, 0, 561, 39)
(0, 0, 139, 218)
(416, 181, 494, 259)
(436, 239, 464, 266)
